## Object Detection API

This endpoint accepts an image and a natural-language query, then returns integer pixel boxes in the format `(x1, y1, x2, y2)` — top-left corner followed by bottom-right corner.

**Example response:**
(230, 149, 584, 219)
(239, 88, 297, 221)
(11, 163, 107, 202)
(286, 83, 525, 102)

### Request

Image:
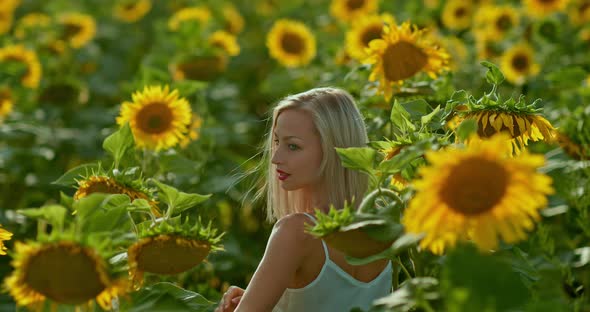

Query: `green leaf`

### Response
(443, 245, 530, 312)
(390, 99, 416, 133)
(51, 163, 100, 187)
(421, 105, 442, 126)
(455, 119, 478, 142)
(374, 277, 439, 309)
(103, 123, 135, 167)
(402, 99, 432, 121)
(481, 61, 505, 85)
(121, 282, 215, 312)
(335, 147, 376, 174)
(73, 193, 133, 233)
(18, 205, 67, 231)
(545, 67, 587, 90)
(151, 179, 211, 216)
(345, 233, 422, 265)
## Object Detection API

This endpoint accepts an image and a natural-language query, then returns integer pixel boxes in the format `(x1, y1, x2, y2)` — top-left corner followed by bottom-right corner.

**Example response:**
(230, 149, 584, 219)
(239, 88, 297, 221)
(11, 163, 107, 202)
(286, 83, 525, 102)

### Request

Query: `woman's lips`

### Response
(277, 169, 290, 181)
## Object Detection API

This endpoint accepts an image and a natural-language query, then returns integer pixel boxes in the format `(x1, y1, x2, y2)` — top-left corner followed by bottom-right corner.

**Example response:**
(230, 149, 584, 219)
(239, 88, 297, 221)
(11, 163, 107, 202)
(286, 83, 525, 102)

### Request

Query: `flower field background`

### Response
(1, 0, 590, 311)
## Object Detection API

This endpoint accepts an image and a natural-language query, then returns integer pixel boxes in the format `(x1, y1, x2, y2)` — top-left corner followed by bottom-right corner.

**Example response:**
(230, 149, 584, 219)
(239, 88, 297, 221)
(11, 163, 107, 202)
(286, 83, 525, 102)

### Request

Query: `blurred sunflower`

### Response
(556, 131, 588, 160)
(569, 0, 590, 25)
(475, 37, 501, 61)
(345, 13, 396, 61)
(128, 235, 212, 288)
(0, 44, 42, 89)
(0, 225, 12, 255)
(266, 19, 316, 68)
(179, 115, 203, 148)
(58, 12, 96, 49)
(170, 54, 228, 81)
(4, 241, 127, 310)
(500, 43, 540, 85)
(116, 85, 192, 151)
(0, 9, 14, 35)
(113, 0, 152, 23)
(14, 13, 51, 39)
(364, 22, 450, 101)
(330, 0, 378, 24)
(483, 5, 520, 42)
(222, 3, 244, 34)
(0, 87, 13, 120)
(209, 30, 240, 56)
(523, 0, 570, 17)
(441, 0, 473, 31)
(403, 134, 554, 255)
(168, 6, 211, 31)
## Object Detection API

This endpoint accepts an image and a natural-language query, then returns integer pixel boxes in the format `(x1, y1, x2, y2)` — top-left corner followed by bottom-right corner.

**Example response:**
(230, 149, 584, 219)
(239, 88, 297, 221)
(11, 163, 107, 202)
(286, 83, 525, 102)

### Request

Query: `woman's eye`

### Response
(273, 139, 279, 145)
(288, 144, 299, 151)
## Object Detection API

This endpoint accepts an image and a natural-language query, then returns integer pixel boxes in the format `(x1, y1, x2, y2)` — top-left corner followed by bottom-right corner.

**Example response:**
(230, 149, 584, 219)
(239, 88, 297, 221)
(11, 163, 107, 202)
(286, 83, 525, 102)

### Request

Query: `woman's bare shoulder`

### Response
(272, 213, 317, 243)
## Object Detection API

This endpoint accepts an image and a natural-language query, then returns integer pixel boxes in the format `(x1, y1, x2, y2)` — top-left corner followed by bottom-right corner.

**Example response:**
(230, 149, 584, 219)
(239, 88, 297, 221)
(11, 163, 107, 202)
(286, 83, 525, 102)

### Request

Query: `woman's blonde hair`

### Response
(257, 87, 369, 222)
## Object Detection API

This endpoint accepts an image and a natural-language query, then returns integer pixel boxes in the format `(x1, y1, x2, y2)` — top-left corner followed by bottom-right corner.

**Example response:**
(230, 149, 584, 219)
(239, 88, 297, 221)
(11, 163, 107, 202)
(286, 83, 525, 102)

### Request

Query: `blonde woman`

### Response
(215, 87, 392, 312)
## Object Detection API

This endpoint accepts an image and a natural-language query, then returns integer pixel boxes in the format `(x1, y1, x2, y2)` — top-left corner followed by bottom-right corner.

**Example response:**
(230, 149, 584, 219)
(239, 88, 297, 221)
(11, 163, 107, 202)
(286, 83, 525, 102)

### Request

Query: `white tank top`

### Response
(273, 213, 392, 312)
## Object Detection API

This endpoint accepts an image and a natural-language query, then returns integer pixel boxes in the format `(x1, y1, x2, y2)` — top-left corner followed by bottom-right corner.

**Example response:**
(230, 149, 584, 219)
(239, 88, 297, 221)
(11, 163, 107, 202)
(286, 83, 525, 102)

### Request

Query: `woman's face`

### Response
(271, 108, 323, 192)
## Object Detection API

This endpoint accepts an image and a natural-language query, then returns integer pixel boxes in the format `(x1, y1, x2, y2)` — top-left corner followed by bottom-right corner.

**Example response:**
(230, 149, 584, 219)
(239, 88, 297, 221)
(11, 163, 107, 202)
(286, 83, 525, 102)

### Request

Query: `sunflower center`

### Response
(281, 32, 304, 54)
(454, 7, 468, 18)
(496, 14, 513, 31)
(135, 236, 211, 274)
(0, 89, 11, 104)
(136, 102, 174, 134)
(24, 244, 106, 304)
(382, 40, 428, 81)
(580, 3, 590, 14)
(440, 157, 508, 216)
(511, 53, 529, 72)
(346, 0, 365, 10)
(539, 0, 557, 4)
(361, 25, 384, 46)
(63, 23, 83, 39)
(176, 55, 227, 81)
(85, 180, 122, 195)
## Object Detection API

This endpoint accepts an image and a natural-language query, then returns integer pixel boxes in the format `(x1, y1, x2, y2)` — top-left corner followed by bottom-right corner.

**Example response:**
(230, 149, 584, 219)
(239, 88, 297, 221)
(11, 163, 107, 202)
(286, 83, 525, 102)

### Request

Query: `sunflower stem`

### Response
(392, 262, 400, 290)
(396, 256, 412, 280)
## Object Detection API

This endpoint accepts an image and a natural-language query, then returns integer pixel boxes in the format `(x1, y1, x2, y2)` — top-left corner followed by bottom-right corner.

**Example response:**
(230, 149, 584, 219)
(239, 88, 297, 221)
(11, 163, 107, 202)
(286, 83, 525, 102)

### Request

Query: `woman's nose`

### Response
(271, 148, 282, 165)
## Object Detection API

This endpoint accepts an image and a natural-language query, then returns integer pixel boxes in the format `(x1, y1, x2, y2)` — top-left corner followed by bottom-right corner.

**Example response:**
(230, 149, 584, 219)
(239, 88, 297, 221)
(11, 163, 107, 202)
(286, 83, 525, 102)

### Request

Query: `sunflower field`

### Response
(1, 0, 589, 311)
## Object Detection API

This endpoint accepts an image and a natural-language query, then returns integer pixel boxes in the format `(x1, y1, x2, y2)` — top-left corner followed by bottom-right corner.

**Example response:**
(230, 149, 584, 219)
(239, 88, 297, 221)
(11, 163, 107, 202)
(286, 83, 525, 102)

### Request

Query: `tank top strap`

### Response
(301, 212, 331, 261)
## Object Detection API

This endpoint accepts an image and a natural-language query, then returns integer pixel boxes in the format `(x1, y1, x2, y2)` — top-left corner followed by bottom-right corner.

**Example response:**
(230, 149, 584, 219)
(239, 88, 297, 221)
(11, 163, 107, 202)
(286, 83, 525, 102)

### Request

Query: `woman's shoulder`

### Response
(272, 213, 317, 243)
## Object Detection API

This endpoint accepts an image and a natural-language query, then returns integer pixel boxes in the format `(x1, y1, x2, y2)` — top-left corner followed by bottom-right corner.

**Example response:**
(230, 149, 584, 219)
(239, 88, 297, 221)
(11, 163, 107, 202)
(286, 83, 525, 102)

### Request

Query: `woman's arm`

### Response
(234, 213, 315, 312)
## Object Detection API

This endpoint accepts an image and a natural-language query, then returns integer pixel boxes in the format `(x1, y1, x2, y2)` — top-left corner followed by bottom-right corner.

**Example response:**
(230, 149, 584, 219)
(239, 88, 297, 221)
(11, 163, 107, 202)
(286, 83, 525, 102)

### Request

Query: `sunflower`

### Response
(58, 12, 96, 49)
(345, 13, 396, 61)
(168, 6, 211, 31)
(0, 0, 20, 11)
(116, 85, 193, 151)
(0, 225, 12, 255)
(523, 0, 570, 17)
(0, 9, 14, 35)
(364, 22, 450, 101)
(113, 0, 152, 23)
(222, 3, 244, 34)
(441, 0, 474, 31)
(481, 5, 520, 42)
(4, 241, 127, 310)
(556, 132, 588, 160)
(569, 0, 590, 25)
(0, 87, 13, 120)
(127, 235, 212, 288)
(170, 54, 228, 81)
(500, 43, 540, 85)
(0, 44, 42, 89)
(330, 0, 378, 24)
(403, 134, 554, 255)
(266, 19, 316, 68)
(208, 30, 240, 56)
(457, 110, 556, 155)
(14, 13, 52, 39)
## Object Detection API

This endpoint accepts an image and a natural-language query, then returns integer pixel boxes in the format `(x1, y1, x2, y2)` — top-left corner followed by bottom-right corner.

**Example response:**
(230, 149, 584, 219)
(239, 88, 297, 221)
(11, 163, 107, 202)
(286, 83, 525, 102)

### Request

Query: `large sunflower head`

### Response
(58, 12, 96, 49)
(208, 30, 240, 56)
(113, 0, 152, 23)
(0, 225, 12, 255)
(330, 0, 378, 24)
(221, 3, 244, 35)
(168, 6, 211, 31)
(364, 22, 450, 101)
(569, 0, 590, 25)
(0, 87, 14, 120)
(523, 0, 570, 18)
(14, 13, 52, 39)
(170, 54, 228, 81)
(0, 44, 42, 89)
(266, 19, 316, 68)
(4, 241, 127, 310)
(500, 43, 540, 85)
(116, 85, 193, 151)
(441, 0, 474, 31)
(345, 13, 396, 61)
(403, 134, 554, 255)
